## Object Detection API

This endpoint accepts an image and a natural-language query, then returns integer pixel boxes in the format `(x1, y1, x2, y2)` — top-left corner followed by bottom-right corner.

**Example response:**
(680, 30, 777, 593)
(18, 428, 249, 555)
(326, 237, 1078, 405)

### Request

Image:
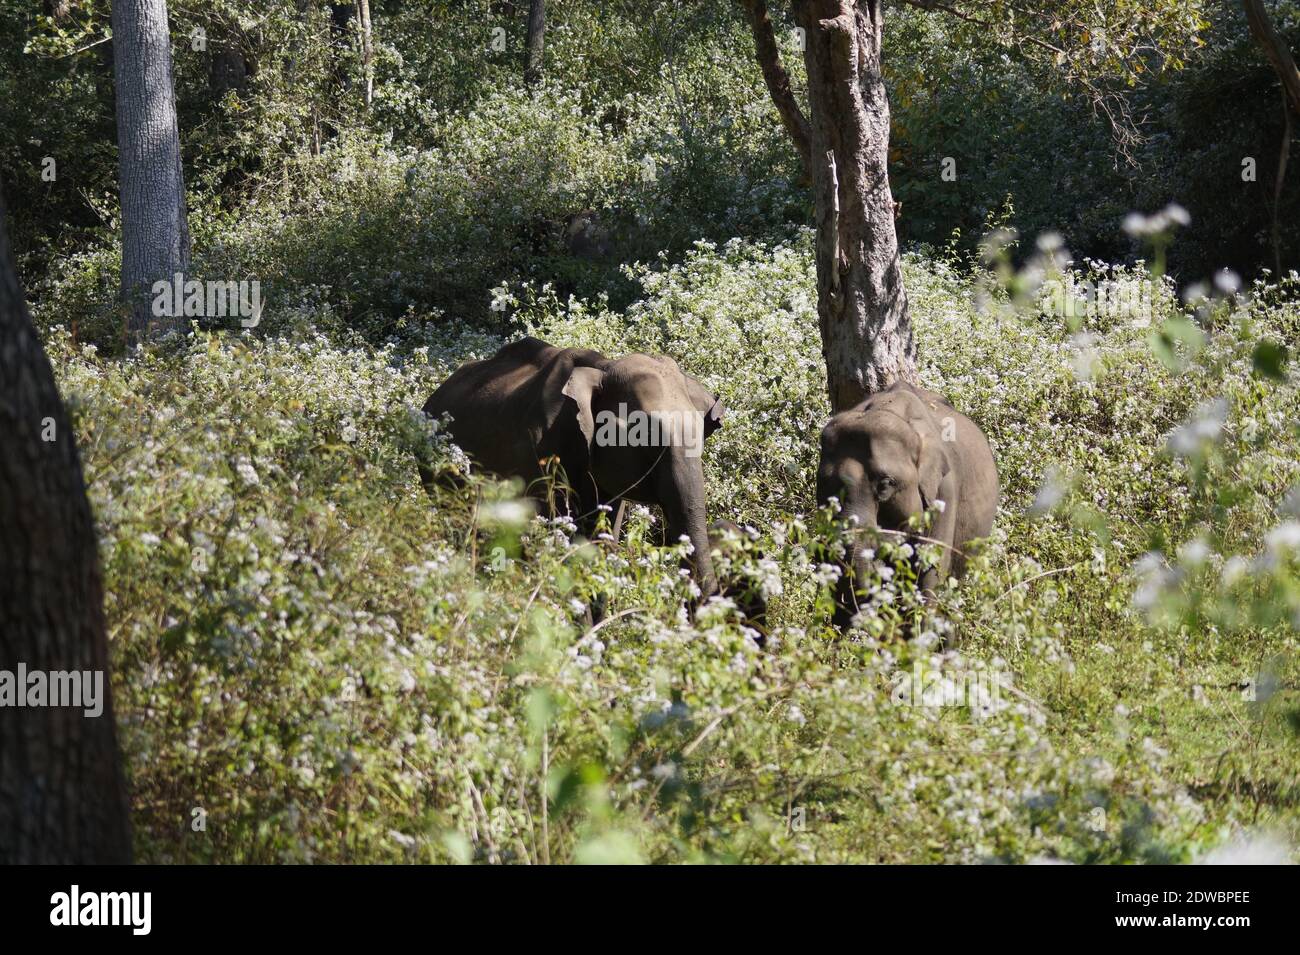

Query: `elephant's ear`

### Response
(914, 421, 961, 584)
(561, 365, 606, 449)
(684, 373, 725, 440)
(914, 422, 953, 512)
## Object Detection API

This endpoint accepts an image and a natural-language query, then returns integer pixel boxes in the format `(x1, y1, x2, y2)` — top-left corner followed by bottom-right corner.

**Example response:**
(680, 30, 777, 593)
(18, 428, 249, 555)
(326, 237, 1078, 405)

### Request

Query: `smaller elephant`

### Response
(816, 382, 998, 630)
(707, 520, 769, 643)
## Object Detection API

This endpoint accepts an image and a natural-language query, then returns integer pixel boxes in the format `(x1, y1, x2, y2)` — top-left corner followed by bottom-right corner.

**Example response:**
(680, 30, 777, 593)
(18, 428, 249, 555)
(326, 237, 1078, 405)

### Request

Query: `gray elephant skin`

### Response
(422, 337, 725, 595)
(816, 381, 998, 629)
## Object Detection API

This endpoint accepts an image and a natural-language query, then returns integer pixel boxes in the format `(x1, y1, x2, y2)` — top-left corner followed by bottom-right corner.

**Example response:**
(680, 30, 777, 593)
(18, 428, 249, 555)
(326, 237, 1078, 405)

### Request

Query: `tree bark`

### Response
(0, 190, 133, 864)
(358, 0, 374, 107)
(797, 0, 915, 411)
(524, 0, 546, 87)
(112, 0, 191, 343)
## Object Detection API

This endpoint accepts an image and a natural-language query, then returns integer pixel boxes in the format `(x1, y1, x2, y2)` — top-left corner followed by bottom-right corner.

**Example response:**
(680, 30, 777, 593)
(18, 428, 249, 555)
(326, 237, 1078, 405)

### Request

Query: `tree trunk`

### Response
(798, 0, 914, 411)
(1243, 0, 1300, 115)
(112, 0, 190, 343)
(524, 0, 546, 87)
(1242, 0, 1299, 275)
(358, 0, 374, 107)
(0, 190, 133, 864)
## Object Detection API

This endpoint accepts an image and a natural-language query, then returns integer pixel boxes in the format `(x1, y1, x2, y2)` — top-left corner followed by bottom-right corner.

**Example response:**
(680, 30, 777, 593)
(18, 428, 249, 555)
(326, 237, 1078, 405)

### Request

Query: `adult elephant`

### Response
(422, 337, 725, 595)
(816, 382, 998, 629)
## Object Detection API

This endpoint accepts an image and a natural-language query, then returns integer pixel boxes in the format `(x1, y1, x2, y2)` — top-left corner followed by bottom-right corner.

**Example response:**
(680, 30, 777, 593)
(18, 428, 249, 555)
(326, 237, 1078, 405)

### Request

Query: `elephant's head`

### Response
(816, 387, 960, 604)
(559, 353, 724, 595)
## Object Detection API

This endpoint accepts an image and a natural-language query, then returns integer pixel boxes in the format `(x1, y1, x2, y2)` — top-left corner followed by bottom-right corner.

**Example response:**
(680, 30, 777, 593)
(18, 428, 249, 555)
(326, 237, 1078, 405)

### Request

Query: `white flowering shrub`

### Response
(46, 229, 1300, 862)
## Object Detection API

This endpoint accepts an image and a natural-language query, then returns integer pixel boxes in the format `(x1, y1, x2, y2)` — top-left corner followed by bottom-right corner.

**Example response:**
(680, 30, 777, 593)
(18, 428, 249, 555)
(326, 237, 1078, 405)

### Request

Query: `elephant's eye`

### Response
(875, 476, 898, 501)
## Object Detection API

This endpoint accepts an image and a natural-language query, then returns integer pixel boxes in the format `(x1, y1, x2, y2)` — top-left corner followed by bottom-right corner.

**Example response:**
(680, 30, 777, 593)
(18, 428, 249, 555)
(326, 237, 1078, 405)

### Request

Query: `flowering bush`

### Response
(47, 231, 1300, 863)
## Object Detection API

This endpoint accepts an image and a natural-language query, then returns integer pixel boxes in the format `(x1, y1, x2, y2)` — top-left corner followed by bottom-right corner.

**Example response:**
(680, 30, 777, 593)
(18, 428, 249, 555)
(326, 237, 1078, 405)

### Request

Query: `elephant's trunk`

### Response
(659, 449, 717, 598)
(843, 498, 878, 619)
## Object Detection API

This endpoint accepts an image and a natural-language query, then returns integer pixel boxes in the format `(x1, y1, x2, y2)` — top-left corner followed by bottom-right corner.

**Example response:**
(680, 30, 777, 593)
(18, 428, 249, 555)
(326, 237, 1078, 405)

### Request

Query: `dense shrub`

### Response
(50, 235, 1300, 862)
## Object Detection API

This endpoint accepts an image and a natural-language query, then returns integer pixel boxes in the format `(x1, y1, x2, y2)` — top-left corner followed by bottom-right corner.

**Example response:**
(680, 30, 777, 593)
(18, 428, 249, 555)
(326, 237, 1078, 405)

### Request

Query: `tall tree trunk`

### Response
(1242, 0, 1299, 274)
(799, 0, 914, 411)
(0, 191, 133, 864)
(358, 0, 374, 107)
(524, 0, 546, 86)
(323, 2, 356, 140)
(745, 0, 914, 411)
(1243, 0, 1300, 115)
(112, 0, 190, 343)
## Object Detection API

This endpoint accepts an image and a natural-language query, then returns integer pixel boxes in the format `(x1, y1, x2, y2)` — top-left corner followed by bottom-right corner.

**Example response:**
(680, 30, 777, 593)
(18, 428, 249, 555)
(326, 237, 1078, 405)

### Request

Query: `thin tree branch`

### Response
(738, 0, 812, 175)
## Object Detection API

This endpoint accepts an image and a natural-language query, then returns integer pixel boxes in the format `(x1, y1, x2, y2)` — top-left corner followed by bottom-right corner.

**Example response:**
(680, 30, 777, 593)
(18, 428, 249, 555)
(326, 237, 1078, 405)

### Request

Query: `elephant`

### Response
(815, 381, 998, 629)
(421, 337, 725, 595)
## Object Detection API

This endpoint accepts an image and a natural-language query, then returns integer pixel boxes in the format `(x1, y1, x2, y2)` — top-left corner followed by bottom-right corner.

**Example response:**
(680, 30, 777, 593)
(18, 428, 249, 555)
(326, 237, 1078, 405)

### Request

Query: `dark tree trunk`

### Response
(0, 191, 133, 864)
(1242, 0, 1300, 274)
(112, 0, 190, 343)
(1243, 0, 1300, 115)
(322, 2, 356, 139)
(524, 0, 546, 87)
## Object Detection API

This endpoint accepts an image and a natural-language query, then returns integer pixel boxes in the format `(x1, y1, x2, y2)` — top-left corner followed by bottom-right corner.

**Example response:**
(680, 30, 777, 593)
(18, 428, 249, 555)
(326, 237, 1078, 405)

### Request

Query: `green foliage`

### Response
(11, 0, 1300, 865)
(48, 235, 1300, 863)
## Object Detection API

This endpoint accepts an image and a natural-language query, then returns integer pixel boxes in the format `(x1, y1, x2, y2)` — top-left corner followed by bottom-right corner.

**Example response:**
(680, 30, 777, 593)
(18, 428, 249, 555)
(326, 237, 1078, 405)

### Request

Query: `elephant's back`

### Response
(422, 337, 610, 478)
(426, 338, 556, 418)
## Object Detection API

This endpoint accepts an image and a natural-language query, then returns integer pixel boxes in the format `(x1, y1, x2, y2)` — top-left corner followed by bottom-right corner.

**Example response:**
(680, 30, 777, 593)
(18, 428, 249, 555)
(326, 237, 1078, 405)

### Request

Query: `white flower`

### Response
(1213, 268, 1241, 295)
(1123, 204, 1190, 238)
(1177, 537, 1210, 568)
(1198, 833, 1292, 865)
(1029, 468, 1067, 516)
(1167, 398, 1228, 457)
(388, 830, 417, 850)
(489, 284, 512, 312)
(1036, 231, 1064, 253)
(1221, 555, 1250, 586)
(1282, 485, 1300, 517)
(235, 459, 260, 487)
(481, 499, 533, 527)
(1265, 521, 1300, 557)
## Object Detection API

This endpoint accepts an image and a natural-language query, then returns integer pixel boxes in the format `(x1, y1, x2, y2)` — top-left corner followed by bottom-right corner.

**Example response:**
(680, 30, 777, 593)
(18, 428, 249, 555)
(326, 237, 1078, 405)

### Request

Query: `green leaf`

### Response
(1252, 339, 1288, 381)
